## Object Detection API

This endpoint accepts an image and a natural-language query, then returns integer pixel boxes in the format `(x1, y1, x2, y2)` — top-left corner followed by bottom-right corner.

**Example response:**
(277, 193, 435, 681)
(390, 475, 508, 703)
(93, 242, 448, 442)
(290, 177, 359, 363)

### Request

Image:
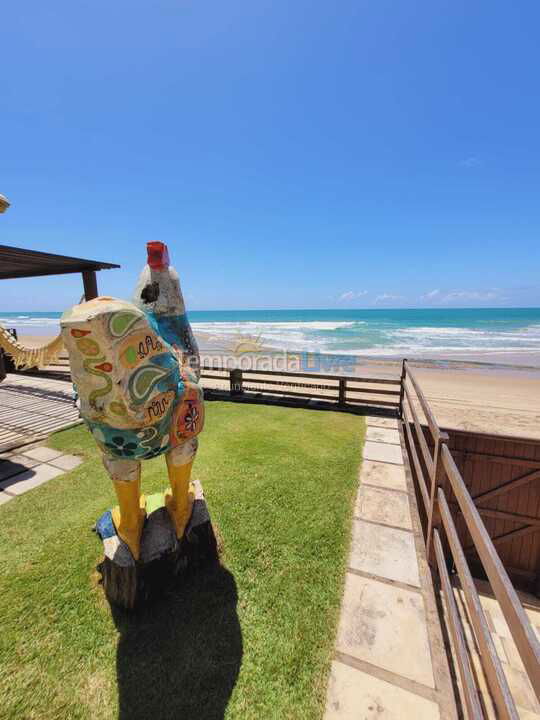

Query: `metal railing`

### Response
(400, 359, 540, 719)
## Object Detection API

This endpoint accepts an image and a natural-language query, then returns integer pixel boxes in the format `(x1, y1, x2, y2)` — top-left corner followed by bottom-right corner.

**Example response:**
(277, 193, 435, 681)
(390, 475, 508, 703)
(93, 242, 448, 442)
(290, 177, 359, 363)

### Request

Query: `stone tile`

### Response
(355, 485, 412, 530)
(491, 633, 509, 663)
(478, 591, 506, 617)
(366, 417, 399, 430)
(469, 653, 498, 719)
(335, 573, 435, 687)
(524, 605, 540, 628)
(363, 441, 403, 466)
(501, 663, 540, 714)
(0, 491, 14, 506)
(21, 446, 63, 462)
(48, 454, 83, 471)
(488, 608, 512, 638)
(325, 661, 440, 720)
(0, 455, 40, 481)
(483, 608, 496, 634)
(501, 636, 526, 673)
(361, 460, 408, 492)
(366, 426, 401, 445)
(0, 464, 64, 495)
(469, 645, 540, 718)
(516, 708, 540, 720)
(349, 519, 420, 587)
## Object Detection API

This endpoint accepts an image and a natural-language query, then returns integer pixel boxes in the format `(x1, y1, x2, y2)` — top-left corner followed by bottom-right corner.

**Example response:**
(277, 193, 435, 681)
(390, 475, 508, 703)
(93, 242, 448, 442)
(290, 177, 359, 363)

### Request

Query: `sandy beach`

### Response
(404, 364, 540, 438)
(15, 331, 540, 440)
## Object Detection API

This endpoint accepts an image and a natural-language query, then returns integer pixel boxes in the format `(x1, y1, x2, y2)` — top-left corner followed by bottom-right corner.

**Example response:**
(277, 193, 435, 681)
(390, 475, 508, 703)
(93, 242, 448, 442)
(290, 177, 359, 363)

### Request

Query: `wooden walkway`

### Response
(0, 373, 80, 452)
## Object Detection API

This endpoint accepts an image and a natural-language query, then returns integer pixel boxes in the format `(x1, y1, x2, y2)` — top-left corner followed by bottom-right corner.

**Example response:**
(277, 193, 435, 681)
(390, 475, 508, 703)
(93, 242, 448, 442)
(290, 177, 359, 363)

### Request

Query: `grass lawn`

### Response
(0, 401, 364, 720)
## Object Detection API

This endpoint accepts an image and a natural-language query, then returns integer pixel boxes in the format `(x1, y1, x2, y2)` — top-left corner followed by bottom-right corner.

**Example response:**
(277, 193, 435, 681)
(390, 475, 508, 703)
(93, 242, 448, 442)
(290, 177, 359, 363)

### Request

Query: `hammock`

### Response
(0, 325, 65, 370)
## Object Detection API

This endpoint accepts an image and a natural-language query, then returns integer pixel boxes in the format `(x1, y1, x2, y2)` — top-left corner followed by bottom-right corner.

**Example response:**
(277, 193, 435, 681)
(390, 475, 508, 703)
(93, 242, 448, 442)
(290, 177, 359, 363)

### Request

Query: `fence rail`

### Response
(400, 360, 540, 715)
(200, 364, 401, 410)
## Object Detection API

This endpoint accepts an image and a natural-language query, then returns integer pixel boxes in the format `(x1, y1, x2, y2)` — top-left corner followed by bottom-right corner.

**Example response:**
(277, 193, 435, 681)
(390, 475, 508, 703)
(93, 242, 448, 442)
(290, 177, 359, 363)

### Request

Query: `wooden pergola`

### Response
(0, 245, 120, 443)
(0, 244, 120, 299)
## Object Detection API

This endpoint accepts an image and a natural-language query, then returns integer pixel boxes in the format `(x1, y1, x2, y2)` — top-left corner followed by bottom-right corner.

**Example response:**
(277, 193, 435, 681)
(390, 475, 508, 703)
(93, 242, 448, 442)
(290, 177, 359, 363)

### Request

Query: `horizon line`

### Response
(2, 306, 540, 313)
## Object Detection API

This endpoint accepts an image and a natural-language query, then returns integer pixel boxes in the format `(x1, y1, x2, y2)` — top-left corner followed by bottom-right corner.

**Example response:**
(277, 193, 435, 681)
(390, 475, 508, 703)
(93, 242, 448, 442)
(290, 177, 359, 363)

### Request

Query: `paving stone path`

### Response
(325, 415, 456, 720)
(451, 579, 540, 719)
(0, 444, 82, 504)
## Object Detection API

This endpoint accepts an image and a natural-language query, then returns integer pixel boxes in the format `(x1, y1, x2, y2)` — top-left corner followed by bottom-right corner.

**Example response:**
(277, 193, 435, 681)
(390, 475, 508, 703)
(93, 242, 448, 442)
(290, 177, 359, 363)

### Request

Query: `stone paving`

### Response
(325, 414, 456, 720)
(449, 579, 540, 719)
(0, 443, 82, 504)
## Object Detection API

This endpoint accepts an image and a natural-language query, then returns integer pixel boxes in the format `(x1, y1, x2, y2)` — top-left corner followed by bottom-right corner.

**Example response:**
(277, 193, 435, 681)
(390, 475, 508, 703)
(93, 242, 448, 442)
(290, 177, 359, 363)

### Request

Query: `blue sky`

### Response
(1, 1, 539, 310)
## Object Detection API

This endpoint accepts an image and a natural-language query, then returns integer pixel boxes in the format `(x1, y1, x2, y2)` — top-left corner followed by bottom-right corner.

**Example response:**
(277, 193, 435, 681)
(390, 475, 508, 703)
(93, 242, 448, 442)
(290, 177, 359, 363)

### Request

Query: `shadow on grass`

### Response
(111, 565, 242, 720)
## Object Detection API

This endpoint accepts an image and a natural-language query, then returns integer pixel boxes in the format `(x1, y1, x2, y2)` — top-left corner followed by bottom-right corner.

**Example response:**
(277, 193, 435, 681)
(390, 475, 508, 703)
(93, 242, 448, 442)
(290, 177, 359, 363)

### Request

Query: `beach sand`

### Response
(11, 334, 57, 348)
(406, 365, 540, 439)
(16, 332, 540, 440)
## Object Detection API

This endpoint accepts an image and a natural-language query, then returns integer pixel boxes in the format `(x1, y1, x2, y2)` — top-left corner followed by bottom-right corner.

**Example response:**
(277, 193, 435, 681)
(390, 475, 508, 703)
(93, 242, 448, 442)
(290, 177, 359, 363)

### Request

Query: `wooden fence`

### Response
(414, 427, 540, 596)
(400, 360, 540, 719)
(200, 364, 401, 411)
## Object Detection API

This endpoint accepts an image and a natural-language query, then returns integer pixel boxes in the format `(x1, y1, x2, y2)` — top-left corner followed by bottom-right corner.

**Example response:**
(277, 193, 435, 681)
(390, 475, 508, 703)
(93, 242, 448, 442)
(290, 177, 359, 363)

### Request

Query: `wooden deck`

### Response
(0, 373, 80, 452)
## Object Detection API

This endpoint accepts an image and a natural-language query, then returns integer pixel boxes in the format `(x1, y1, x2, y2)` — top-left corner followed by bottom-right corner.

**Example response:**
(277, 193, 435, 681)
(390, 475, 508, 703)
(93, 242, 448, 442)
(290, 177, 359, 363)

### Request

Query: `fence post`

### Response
(426, 430, 449, 566)
(398, 358, 407, 418)
(338, 378, 347, 406)
(230, 368, 243, 396)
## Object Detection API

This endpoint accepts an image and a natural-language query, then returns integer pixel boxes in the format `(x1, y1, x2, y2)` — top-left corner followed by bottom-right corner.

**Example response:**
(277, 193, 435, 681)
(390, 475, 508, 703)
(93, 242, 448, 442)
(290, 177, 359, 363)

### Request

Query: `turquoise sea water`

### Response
(2, 308, 540, 365)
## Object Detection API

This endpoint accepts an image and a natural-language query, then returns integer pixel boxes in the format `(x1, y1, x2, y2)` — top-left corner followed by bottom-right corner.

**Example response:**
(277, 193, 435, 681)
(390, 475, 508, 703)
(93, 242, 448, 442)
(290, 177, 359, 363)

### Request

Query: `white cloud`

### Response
(420, 288, 502, 305)
(339, 290, 368, 302)
(442, 290, 499, 303)
(420, 289, 441, 300)
(373, 293, 404, 305)
(460, 156, 481, 168)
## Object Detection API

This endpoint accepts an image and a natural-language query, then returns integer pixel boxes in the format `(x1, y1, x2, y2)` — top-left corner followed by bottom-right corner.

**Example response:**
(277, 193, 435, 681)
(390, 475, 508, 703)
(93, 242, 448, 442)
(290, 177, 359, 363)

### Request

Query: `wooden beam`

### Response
(403, 362, 441, 442)
(344, 397, 399, 407)
(402, 404, 430, 513)
(433, 529, 483, 720)
(452, 505, 540, 528)
(442, 445, 540, 700)
(438, 488, 520, 720)
(82, 270, 98, 300)
(403, 382, 435, 477)
(466, 524, 539, 553)
(202, 365, 401, 384)
(472, 469, 540, 504)
(398, 358, 406, 418)
(344, 386, 401, 396)
(338, 378, 346, 406)
(426, 432, 449, 565)
(451, 449, 540, 470)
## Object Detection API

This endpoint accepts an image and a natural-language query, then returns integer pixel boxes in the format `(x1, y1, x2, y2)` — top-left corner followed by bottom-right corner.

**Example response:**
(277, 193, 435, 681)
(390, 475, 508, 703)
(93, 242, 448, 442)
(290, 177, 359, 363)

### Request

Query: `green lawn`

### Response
(0, 401, 364, 720)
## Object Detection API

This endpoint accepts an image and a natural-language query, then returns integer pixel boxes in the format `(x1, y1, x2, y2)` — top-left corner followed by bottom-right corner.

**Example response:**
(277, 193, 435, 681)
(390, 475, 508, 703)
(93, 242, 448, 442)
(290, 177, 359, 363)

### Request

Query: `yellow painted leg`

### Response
(103, 456, 146, 561)
(165, 443, 197, 540)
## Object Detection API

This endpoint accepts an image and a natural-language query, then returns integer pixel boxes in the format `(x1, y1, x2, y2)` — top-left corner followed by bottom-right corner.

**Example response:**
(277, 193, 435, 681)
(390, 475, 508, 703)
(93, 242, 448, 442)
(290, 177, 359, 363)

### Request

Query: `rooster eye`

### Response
(141, 282, 160, 303)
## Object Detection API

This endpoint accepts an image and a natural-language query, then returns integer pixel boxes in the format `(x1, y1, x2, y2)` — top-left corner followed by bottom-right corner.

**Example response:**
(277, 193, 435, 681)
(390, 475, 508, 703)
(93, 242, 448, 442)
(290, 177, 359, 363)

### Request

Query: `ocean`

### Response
(2, 308, 540, 367)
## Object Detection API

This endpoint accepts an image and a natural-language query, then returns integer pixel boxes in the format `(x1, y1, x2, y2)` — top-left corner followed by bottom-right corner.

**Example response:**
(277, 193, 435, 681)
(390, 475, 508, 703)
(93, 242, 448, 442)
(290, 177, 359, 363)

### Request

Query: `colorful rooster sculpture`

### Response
(61, 242, 204, 561)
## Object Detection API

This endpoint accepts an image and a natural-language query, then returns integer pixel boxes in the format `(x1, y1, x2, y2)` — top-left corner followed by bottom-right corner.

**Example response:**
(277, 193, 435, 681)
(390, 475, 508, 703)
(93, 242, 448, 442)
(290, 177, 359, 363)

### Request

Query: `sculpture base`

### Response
(94, 481, 220, 610)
